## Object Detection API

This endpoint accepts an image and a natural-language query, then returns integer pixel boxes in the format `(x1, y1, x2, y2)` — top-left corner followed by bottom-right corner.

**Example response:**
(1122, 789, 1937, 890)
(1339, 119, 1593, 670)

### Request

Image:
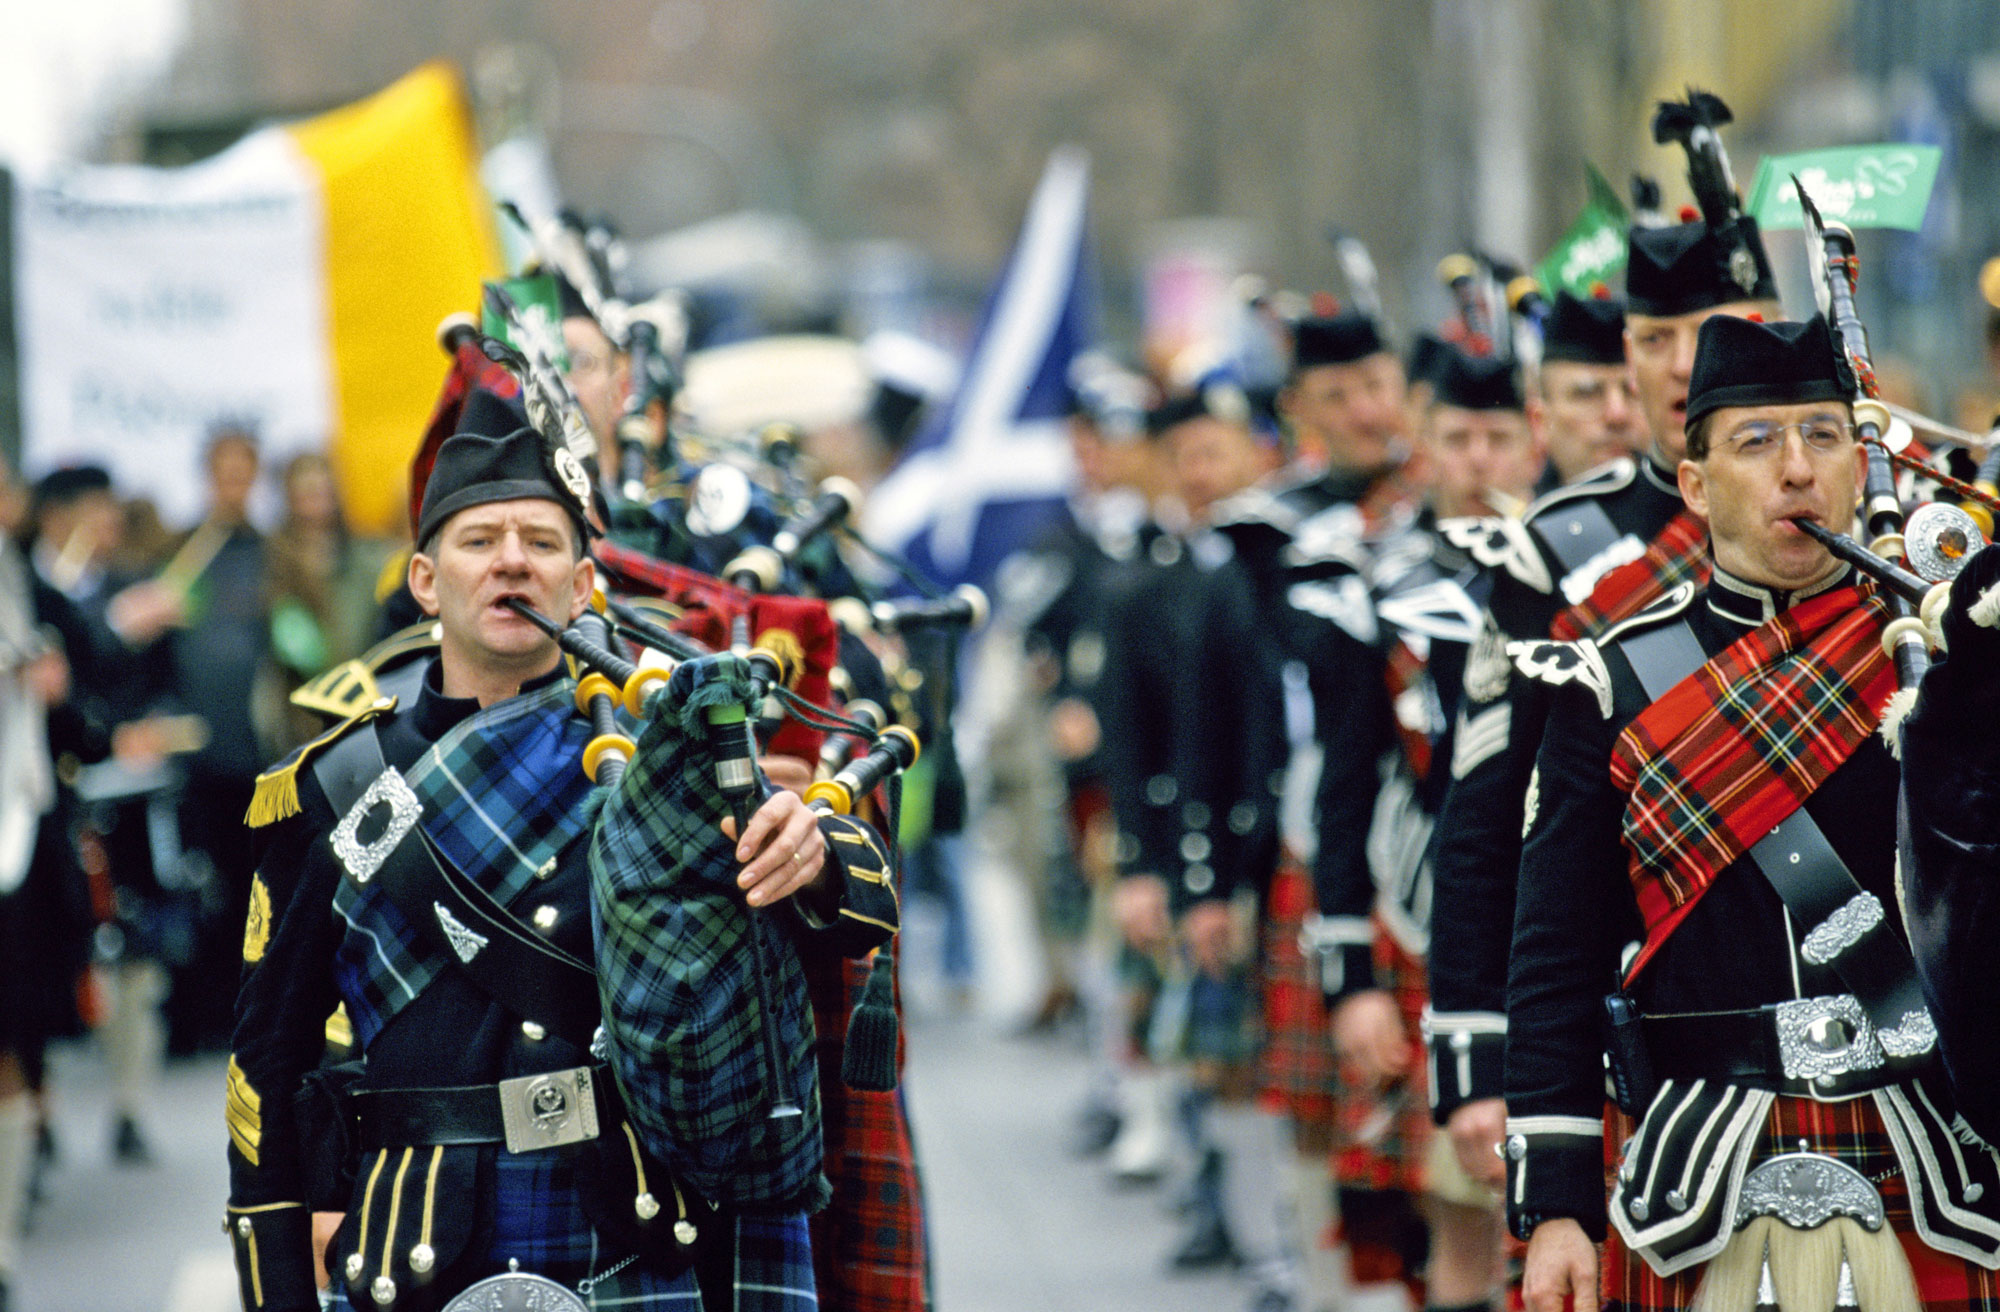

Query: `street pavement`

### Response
(14, 996, 1283, 1312)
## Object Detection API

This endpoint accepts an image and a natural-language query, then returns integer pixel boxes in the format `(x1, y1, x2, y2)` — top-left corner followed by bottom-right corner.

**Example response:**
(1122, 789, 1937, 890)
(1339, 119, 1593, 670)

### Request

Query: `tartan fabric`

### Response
(1607, 583, 1893, 976)
(1257, 858, 1338, 1131)
(491, 1144, 599, 1267)
(1602, 1094, 2000, 1312)
(806, 951, 927, 1312)
(330, 678, 595, 1046)
(325, 1210, 819, 1310)
(1549, 510, 1709, 642)
(1331, 924, 1433, 1194)
(1385, 638, 1433, 780)
(594, 540, 842, 762)
(592, 652, 826, 1210)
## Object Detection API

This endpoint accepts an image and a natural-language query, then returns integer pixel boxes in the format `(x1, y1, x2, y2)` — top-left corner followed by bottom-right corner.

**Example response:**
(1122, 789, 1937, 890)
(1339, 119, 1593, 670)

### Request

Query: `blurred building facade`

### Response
(95, 0, 2000, 392)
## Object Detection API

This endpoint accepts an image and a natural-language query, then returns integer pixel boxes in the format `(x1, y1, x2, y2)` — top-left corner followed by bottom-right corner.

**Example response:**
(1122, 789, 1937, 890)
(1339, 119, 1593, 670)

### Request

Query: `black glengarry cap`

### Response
(1684, 314, 1849, 430)
(1541, 291, 1627, 366)
(1431, 349, 1524, 412)
(416, 426, 593, 549)
(1626, 217, 1776, 317)
(1291, 312, 1388, 371)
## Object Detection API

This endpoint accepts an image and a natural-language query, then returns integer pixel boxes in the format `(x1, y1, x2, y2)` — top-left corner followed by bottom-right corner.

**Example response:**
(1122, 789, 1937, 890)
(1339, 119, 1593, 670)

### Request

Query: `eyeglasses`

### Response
(1719, 419, 1854, 458)
(567, 348, 613, 377)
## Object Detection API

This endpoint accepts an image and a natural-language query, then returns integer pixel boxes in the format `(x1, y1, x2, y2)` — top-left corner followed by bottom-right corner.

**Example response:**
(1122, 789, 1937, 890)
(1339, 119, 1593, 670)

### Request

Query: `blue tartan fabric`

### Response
(592, 653, 825, 1211)
(330, 678, 596, 1045)
(491, 1147, 598, 1267)
(325, 1209, 819, 1310)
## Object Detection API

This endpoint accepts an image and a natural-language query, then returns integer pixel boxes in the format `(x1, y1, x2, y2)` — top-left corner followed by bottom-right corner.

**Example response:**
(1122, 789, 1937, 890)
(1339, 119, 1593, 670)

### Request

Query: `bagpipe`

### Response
(444, 265, 990, 1196)
(1788, 182, 1997, 685)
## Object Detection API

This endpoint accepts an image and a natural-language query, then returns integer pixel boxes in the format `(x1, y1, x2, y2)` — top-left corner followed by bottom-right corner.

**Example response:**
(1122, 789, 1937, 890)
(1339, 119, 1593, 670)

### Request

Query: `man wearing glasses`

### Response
(1507, 313, 1997, 1312)
(1425, 199, 1782, 1197)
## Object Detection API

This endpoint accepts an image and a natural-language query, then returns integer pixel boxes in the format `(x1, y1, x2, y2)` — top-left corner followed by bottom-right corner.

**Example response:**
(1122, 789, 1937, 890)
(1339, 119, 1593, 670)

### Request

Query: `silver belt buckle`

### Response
(442, 1261, 589, 1311)
(1774, 994, 1885, 1091)
(498, 1067, 599, 1154)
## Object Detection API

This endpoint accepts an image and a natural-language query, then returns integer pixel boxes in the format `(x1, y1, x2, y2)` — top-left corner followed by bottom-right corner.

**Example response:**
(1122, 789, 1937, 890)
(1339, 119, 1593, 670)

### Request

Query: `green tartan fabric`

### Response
(591, 652, 828, 1212)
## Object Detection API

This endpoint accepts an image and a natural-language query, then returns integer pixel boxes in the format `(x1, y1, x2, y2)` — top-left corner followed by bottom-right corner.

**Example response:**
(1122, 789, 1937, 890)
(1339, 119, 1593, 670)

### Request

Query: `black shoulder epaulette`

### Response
(1595, 580, 1698, 646)
(289, 621, 439, 720)
(1211, 485, 1299, 536)
(1522, 456, 1636, 523)
(1506, 636, 1613, 718)
(245, 696, 397, 828)
(1504, 582, 1698, 719)
(1440, 515, 1553, 594)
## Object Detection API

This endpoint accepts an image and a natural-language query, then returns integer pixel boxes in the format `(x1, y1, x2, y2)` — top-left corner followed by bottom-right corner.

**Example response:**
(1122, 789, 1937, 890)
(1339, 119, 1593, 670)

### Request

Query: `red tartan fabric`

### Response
(1385, 639, 1432, 781)
(593, 541, 843, 762)
(1549, 510, 1709, 642)
(1331, 925, 1432, 1194)
(1256, 860, 1339, 1131)
(1602, 1094, 2000, 1312)
(1607, 582, 1893, 978)
(803, 943, 927, 1311)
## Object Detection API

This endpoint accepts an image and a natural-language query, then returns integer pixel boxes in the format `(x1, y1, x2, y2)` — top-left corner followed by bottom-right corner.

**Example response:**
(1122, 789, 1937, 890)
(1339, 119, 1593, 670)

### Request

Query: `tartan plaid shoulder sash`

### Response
(1550, 508, 1709, 641)
(1608, 582, 1894, 973)
(331, 678, 595, 1043)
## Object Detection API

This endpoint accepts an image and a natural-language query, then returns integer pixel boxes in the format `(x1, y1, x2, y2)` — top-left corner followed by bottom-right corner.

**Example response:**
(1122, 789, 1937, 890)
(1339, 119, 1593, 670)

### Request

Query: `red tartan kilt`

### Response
(1602, 1094, 2000, 1312)
(805, 949, 926, 1312)
(1330, 924, 1433, 1194)
(1256, 860, 1339, 1131)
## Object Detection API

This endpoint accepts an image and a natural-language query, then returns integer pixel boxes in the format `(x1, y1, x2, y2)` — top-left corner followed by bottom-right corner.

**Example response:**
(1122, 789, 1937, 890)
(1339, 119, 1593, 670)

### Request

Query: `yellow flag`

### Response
(286, 62, 502, 537)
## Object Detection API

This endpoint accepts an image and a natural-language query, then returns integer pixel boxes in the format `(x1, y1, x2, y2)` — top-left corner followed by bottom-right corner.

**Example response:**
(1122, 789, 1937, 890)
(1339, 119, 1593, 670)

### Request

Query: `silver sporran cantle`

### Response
(440, 1260, 589, 1311)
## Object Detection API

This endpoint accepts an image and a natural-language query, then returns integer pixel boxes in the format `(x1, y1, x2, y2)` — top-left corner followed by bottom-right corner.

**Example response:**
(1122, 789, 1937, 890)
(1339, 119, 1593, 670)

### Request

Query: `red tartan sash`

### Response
(1607, 581, 1894, 979)
(1549, 509, 1709, 640)
(592, 539, 842, 761)
(1385, 638, 1432, 781)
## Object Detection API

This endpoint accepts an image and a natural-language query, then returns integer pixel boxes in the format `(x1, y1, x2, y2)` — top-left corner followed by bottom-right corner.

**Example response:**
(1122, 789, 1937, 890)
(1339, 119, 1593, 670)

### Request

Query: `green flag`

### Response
(480, 273, 567, 367)
(1746, 144, 1942, 232)
(1535, 164, 1629, 298)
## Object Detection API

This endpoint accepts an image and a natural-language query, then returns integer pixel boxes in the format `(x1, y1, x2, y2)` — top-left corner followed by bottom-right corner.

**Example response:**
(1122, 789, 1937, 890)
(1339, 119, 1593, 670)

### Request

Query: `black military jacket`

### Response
(1502, 564, 1902, 1239)
(1424, 457, 1685, 1117)
(226, 659, 898, 1312)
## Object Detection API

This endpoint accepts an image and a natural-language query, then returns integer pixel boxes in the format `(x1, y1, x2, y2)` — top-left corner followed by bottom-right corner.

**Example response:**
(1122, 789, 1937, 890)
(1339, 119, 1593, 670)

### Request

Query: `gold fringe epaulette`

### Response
(288, 620, 439, 720)
(245, 696, 396, 828)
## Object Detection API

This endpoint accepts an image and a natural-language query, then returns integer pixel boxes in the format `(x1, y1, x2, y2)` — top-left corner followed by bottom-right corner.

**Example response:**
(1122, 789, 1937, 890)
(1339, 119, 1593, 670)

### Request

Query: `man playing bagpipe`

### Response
(1508, 312, 2000, 1312)
(225, 421, 899, 1312)
(1426, 91, 1781, 1191)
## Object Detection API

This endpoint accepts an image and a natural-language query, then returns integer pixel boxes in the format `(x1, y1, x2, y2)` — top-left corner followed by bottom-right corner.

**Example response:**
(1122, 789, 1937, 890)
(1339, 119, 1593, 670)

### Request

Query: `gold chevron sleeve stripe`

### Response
(226, 1057, 262, 1165)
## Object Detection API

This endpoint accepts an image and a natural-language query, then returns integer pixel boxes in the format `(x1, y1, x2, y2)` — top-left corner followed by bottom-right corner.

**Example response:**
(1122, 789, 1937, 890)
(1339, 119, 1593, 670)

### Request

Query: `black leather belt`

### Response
(1643, 995, 1930, 1101)
(352, 1065, 611, 1153)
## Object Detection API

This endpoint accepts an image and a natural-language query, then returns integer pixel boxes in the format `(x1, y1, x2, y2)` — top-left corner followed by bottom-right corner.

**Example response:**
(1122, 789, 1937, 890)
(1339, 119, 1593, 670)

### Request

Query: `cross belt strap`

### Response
(1617, 615, 1937, 1076)
(314, 723, 605, 1052)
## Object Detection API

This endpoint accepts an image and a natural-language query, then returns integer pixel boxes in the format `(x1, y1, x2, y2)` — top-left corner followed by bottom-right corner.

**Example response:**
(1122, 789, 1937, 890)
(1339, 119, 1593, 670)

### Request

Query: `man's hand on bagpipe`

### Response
(719, 791, 827, 909)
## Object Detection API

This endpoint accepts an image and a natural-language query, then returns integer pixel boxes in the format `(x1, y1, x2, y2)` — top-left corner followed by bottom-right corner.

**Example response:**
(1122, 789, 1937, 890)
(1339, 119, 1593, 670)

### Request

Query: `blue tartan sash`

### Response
(331, 677, 598, 1046)
(592, 652, 826, 1211)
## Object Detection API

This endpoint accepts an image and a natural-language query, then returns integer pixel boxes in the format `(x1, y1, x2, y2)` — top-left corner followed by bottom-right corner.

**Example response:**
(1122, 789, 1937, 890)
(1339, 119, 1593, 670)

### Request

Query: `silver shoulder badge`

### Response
(1461, 615, 1512, 705)
(1440, 515, 1553, 595)
(434, 902, 490, 964)
(553, 446, 593, 509)
(1508, 637, 1614, 719)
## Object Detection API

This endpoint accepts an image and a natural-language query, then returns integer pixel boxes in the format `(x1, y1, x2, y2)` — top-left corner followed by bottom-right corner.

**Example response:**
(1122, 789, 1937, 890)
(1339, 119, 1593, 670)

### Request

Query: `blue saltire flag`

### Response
(863, 146, 1095, 590)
